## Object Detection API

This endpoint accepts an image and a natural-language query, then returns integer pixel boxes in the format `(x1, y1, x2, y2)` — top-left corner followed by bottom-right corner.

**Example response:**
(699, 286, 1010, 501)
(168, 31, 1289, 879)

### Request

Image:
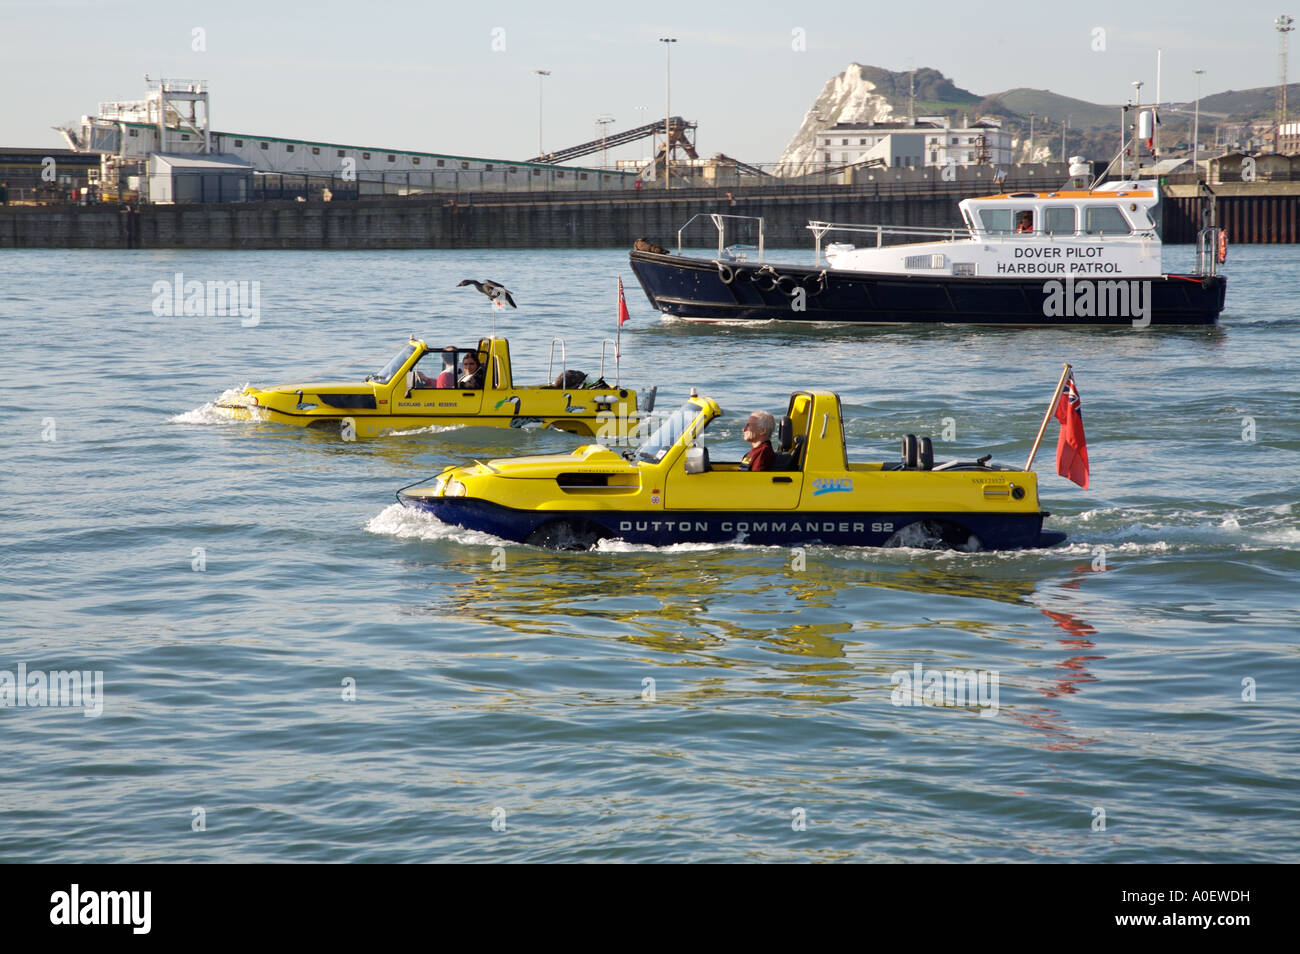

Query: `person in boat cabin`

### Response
(1016, 211, 1034, 234)
(739, 412, 776, 472)
(459, 352, 486, 389)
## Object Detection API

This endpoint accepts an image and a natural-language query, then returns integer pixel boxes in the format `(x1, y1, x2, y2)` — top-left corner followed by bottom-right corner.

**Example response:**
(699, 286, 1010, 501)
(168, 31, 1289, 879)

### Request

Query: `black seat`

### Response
(919, 437, 934, 470)
(771, 417, 804, 471)
(776, 416, 793, 453)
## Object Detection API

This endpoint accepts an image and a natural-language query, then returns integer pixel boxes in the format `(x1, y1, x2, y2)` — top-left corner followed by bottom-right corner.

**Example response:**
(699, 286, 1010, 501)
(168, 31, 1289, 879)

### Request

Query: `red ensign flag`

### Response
(617, 276, 630, 326)
(1055, 372, 1089, 488)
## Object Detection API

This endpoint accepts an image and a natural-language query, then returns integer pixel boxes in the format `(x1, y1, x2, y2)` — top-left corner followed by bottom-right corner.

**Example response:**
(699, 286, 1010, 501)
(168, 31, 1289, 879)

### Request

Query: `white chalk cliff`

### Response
(775, 64, 900, 176)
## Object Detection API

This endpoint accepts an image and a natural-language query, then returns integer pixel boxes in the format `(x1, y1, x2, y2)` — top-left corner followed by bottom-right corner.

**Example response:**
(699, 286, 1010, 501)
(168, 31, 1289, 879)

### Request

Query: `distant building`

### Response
(816, 116, 1012, 169)
(0, 147, 98, 201)
(148, 154, 253, 204)
(1275, 122, 1300, 155)
(1208, 151, 1299, 184)
(60, 78, 632, 202)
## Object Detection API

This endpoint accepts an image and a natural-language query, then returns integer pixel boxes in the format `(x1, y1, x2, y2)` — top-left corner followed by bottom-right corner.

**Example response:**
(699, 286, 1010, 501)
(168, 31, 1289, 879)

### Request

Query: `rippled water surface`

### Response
(2, 244, 1297, 862)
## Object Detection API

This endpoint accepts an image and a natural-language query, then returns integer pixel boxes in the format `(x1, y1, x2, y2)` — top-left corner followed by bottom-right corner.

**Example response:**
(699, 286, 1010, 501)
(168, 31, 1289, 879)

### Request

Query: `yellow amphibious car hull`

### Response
(214, 336, 642, 439)
(397, 390, 1067, 551)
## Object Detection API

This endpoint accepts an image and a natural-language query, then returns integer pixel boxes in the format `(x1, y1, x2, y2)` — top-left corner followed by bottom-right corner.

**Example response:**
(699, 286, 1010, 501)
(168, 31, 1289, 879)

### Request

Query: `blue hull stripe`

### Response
(399, 495, 1052, 550)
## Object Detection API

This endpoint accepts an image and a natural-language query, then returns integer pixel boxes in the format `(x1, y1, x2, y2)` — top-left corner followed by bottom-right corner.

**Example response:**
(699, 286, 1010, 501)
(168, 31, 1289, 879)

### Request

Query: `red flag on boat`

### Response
(1055, 371, 1089, 489)
(617, 276, 630, 326)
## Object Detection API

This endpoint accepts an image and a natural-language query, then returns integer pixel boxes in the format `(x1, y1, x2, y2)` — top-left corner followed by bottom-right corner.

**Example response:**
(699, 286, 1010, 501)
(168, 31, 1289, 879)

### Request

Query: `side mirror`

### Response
(683, 446, 709, 474)
(405, 371, 414, 397)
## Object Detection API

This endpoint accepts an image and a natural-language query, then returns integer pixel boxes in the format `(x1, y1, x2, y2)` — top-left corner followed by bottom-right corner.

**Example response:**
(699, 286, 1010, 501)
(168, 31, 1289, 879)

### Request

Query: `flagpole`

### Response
(1024, 362, 1072, 471)
(615, 274, 622, 387)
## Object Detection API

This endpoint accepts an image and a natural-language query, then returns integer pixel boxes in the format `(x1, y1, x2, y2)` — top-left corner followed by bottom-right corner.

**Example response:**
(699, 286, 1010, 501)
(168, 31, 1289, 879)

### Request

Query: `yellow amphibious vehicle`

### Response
(217, 336, 646, 439)
(397, 390, 1068, 551)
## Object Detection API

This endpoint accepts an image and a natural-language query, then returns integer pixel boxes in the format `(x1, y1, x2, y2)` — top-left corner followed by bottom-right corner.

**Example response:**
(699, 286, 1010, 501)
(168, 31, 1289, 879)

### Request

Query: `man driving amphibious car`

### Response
(739, 411, 775, 472)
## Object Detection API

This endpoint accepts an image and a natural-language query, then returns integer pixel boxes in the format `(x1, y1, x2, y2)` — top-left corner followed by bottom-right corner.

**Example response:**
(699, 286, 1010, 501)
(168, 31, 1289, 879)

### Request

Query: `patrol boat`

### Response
(396, 389, 1068, 551)
(216, 335, 648, 439)
(629, 173, 1227, 327)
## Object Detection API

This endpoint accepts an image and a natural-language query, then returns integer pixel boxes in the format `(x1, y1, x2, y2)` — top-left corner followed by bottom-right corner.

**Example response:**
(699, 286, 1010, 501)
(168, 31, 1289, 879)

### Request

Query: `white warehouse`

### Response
(817, 116, 1013, 170)
(61, 78, 635, 202)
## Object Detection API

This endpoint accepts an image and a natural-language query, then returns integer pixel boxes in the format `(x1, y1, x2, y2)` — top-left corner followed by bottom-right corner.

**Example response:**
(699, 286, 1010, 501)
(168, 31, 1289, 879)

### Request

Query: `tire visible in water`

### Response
(525, 520, 607, 551)
(884, 520, 983, 552)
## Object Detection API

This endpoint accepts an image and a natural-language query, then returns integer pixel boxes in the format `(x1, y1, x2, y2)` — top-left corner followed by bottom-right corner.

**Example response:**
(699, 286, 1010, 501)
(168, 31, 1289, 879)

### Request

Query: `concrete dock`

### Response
(2, 168, 1296, 249)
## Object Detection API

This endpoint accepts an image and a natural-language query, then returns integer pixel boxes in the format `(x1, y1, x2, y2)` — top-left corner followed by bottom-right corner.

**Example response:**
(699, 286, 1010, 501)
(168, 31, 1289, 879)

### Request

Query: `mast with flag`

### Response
(1024, 363, 1090, 489)
(616, 275, 630, 386)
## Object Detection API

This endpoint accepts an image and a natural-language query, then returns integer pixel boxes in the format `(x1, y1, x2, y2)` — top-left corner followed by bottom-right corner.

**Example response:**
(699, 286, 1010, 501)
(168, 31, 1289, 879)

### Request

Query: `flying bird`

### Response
(457, 279, 517, 308)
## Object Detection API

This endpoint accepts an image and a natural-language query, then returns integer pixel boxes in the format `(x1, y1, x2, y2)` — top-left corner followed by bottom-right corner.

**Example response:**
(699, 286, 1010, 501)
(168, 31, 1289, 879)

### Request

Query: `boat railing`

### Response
(806, 220, 967, 262)
(547, 337, 566, 385)
(1194, 226, 1222, 278)
(677, 213, 765, 262)
(599, 337, 625, 386)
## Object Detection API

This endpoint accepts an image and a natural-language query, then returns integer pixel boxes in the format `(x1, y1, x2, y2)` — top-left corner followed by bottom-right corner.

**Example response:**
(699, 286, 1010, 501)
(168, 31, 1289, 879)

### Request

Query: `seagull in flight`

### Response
(457, 279, 517, 308)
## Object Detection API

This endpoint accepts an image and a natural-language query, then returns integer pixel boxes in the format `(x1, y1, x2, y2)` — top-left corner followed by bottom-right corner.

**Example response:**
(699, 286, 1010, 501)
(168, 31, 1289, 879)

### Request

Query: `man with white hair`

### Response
(739, 410, 776, 472)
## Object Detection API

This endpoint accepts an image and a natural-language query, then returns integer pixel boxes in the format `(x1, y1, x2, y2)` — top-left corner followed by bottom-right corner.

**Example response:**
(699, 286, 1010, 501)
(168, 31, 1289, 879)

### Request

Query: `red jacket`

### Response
(741, 442, 774, 472)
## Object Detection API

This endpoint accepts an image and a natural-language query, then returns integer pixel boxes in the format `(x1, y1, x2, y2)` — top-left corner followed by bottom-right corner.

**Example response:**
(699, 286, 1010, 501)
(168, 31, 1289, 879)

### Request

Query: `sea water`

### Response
(1, 245, 1296, 862)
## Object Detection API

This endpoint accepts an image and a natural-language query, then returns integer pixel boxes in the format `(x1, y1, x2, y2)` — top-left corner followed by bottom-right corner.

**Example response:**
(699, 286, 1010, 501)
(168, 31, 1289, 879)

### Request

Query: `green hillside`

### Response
(1196, 83, 1300, 120)
(984, 89, 1120, 129)
(855, 65, 982, 108)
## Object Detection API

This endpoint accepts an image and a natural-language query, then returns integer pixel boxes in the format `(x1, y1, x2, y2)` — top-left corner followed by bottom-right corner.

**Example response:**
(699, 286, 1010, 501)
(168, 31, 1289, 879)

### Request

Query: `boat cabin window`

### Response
(1084, 205, 1132, 235)
(975, 208, 1035, 235)
(373, 344, 415, 384)
(1044, 207, 1076, 235)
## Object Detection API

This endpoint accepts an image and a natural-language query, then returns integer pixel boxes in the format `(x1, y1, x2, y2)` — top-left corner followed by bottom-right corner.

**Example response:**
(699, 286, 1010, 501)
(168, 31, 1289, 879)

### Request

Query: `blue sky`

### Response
(0, 0, 1282, 163)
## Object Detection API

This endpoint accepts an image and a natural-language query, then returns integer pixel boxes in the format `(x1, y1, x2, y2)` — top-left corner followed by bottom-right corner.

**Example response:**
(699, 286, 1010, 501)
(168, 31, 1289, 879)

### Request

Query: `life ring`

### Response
(715, 262, 736, 284)
(1217, 230, 1228, 264)
(749, 266, 778, 291)
(801, 271, 827, 295)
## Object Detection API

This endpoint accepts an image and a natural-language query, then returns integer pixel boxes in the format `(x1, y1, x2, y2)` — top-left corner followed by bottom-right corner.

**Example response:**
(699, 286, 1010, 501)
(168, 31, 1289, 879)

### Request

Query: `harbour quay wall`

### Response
(5, 167, 1297, 249)
(0, 165, 1060, 250)
(1162, 182, 1300, 244)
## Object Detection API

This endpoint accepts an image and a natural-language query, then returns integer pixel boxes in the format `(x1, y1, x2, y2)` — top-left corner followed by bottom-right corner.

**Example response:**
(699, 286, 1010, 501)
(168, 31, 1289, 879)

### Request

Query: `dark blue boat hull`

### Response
(398, 494, 1065, 550)
(628, 250, 1226, 326)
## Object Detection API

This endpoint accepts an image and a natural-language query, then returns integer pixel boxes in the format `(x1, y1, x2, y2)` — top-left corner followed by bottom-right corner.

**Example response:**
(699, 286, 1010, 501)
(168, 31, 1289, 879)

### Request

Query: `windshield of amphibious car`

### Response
(374, 345, 416, 384)
(636, 401, 709, 463)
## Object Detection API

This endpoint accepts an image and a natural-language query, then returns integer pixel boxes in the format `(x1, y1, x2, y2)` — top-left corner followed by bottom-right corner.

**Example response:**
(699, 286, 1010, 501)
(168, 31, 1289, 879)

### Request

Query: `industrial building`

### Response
(817, 117, 1013, 170)
(59, 78, 634, 203)
(0, 148, 99, 202)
